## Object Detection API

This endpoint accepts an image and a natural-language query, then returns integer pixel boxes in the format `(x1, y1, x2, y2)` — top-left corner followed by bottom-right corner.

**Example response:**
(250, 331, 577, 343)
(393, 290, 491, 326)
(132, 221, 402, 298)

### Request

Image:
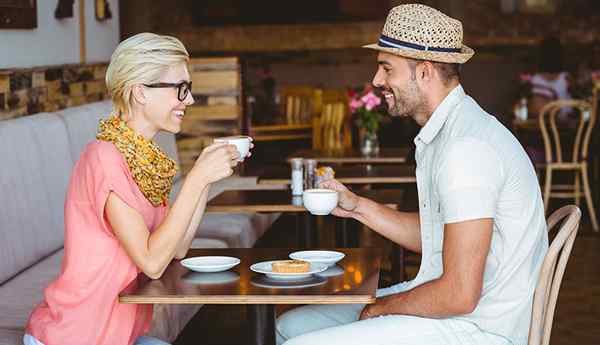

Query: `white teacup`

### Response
(213, 135, 252, 161)
(302, 189, 339, 215)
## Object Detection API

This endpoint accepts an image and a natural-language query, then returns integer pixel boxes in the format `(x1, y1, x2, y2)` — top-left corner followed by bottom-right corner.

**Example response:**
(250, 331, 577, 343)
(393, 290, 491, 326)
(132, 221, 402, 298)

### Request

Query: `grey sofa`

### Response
(0, 101, 279, 344)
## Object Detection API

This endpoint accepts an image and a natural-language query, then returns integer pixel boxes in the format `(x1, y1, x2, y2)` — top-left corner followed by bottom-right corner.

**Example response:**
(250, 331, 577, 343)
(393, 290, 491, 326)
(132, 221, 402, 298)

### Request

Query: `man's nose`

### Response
(372, 69, 385, 89)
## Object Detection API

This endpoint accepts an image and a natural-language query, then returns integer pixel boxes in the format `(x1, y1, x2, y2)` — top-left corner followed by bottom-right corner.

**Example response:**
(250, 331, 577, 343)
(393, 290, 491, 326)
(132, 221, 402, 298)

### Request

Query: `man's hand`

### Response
(359, 302, 381, 320)
(318, 179, 360, 218)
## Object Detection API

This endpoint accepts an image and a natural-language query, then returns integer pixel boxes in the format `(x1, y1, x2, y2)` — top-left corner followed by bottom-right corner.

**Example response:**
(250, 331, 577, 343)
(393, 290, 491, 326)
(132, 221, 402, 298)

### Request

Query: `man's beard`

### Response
(388, 80, 426, 119)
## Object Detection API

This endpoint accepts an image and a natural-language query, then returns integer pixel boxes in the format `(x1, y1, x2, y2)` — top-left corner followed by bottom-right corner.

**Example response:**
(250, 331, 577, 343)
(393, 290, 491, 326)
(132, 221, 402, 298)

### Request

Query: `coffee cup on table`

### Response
(213, 135, 252, 161)
(302, 189, 339, 215)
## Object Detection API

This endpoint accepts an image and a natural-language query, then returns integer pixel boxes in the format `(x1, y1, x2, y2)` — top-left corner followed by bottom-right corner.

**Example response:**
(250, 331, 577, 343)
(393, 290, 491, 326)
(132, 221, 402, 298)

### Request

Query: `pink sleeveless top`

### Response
(26, 141, 168, 345)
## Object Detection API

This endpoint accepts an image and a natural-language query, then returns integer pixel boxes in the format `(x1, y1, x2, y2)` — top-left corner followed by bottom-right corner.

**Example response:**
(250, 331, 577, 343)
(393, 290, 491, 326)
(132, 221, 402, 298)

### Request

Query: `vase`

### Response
(360, 132, 380, 156)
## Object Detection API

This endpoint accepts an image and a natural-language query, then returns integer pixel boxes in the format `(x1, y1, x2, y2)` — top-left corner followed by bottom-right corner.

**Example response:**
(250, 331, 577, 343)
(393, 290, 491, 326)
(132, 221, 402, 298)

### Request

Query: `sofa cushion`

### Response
(23, 114, 73, 246)
(0, 114, 72, 284)
(196, 212, 279, 248)
(0, 328, 24, 345)
(0, 250, 63, 330)
(55, 101, 112, 162)
(190, 238, 229, 248)
(196, 213, 253, 248)
(250, 212, 281, 241)
(208, 176, 262, 200)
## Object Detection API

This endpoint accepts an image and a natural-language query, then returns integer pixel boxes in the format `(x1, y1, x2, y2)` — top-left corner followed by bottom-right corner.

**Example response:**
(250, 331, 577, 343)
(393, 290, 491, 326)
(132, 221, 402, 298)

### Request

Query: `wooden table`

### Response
(120, 248, 381, 345)
(256, 164, 416, 185)
(288, 147, 410, 164)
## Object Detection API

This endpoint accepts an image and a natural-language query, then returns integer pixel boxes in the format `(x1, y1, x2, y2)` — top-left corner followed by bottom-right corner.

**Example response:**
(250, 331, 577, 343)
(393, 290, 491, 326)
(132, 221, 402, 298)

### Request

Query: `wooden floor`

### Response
(174, 213, 600, 345)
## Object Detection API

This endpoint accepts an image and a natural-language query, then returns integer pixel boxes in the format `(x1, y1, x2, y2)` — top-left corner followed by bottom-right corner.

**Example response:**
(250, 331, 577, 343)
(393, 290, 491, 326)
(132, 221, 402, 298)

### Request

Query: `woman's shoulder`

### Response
(79, 140, 126, 168)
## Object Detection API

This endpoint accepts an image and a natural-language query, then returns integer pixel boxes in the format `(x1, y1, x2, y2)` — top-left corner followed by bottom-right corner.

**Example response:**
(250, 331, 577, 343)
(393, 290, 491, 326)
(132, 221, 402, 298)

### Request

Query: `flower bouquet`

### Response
(348, 86, 387, 155)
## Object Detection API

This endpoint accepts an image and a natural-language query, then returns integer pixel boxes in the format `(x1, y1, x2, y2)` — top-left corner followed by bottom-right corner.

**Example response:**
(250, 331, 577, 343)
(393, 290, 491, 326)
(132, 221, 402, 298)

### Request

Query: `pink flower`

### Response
(361, 91, 382, 111)
(350, 98, 364, 113)
(592, 70, 600, 81)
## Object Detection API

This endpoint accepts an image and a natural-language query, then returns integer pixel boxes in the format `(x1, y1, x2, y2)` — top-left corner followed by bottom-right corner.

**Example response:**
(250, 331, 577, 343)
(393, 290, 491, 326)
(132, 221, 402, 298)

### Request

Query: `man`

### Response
(276, 4, 548, 345)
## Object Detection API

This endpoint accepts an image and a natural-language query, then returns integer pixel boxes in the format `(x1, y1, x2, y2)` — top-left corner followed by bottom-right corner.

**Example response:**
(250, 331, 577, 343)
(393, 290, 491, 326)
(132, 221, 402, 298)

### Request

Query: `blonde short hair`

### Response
(106, 33, 189, 117)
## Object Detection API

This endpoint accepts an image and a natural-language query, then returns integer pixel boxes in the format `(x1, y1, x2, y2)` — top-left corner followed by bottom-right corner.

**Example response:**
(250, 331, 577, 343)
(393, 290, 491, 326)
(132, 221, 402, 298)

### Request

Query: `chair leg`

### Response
(581, 165, 599, 231)
(575, 172, 581, 206)
(543, 167, 553, 214)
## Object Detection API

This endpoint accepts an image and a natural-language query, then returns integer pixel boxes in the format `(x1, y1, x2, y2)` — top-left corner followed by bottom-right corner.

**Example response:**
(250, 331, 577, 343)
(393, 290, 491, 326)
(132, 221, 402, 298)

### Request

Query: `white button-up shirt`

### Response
(405, 85, 548, 344)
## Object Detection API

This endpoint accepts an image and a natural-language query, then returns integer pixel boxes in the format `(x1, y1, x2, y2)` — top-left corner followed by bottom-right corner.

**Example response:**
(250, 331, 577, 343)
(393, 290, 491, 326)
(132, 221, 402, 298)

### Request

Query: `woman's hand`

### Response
(318, 179, 360, 218)
(188, 143, 240, 187)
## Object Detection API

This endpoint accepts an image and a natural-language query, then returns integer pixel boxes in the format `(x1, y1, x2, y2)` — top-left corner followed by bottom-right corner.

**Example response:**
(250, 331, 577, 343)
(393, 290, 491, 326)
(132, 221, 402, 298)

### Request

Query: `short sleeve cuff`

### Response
(440, 187, 497, 224)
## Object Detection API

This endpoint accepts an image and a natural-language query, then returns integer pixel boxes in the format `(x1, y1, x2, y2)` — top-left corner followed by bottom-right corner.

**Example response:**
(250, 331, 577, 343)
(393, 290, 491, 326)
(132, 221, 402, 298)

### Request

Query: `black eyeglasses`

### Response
(143, 81, 192, 102)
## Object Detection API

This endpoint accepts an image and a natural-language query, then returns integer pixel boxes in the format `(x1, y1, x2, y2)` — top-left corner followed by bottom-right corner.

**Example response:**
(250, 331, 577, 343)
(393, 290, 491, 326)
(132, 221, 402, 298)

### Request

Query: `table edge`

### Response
(119, 295, 376, 305)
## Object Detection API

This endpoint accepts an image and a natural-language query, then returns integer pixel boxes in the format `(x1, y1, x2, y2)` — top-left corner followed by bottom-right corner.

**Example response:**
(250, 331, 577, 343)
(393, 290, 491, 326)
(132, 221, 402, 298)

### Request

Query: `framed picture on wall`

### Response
(0, 0, 37, 29)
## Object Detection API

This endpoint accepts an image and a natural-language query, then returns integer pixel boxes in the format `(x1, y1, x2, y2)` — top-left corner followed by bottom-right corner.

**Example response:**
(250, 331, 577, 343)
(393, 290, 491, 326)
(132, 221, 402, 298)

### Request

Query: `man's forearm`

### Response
(352, 197, 422, 253)
(369, 277, 477, 319)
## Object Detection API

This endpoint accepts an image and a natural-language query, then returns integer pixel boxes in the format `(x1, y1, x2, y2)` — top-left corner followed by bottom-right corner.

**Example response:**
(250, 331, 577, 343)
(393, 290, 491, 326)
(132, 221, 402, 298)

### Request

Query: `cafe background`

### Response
(2, 0, 600, 156)
(1, 1, 599, 345)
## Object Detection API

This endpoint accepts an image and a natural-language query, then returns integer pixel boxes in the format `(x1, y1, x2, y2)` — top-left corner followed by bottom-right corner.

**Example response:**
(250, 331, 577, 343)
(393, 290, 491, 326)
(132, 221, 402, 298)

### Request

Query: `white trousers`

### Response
(276, 283, 510, 345)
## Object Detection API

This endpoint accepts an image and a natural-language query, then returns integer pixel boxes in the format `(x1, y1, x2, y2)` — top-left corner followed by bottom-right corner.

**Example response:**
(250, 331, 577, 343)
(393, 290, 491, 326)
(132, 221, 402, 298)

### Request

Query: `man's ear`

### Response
(419, 61, 435, 83)
(131, 84, 147, 105)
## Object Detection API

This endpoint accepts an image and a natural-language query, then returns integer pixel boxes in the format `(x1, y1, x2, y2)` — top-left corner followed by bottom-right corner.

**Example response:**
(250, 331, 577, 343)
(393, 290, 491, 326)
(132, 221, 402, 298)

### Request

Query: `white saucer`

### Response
(289, 250, 345, 267)
(181, 256, 240, 273)
(250, 260, 328, 280)
(182, 271, 240, 285)
(251, 275, 327, 289)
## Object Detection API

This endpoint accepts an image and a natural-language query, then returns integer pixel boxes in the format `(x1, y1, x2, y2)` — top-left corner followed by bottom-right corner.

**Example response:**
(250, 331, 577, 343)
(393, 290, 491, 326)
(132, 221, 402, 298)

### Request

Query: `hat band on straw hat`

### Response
(378, 34, 462, 53)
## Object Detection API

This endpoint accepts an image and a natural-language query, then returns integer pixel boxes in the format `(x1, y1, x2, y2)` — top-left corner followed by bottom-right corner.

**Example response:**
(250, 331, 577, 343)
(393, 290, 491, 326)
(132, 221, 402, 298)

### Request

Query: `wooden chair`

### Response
(539, 99, 598, 231)
(249, 86, 319, 142)
(280, 85, 318, 125)
(312, 89, 352, 150)
(528, 205, 581, 345)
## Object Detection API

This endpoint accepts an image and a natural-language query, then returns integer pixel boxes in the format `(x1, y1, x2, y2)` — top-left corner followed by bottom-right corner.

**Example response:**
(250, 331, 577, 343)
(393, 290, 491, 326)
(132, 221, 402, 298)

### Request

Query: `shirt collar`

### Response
(414, 85, 465, 146)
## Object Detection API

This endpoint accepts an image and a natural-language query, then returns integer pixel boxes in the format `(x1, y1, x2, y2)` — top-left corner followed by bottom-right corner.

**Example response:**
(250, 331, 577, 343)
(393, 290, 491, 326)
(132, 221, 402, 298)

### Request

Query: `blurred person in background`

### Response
(528, 36, 572, 117)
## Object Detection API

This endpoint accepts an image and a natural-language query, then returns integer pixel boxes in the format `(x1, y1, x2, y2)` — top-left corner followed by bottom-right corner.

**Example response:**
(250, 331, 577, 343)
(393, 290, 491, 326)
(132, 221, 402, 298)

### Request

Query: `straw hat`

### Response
(364, 4, 474, 64)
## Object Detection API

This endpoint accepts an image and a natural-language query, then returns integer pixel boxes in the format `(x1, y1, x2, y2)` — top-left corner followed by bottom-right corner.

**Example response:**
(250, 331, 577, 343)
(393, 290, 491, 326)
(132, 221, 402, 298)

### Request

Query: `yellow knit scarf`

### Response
(97, 116, 177, 206)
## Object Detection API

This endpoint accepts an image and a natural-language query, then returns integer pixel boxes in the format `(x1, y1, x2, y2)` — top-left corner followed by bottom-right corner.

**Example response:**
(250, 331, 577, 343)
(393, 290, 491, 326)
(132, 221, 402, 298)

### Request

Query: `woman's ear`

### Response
(131, 84, 147, 105)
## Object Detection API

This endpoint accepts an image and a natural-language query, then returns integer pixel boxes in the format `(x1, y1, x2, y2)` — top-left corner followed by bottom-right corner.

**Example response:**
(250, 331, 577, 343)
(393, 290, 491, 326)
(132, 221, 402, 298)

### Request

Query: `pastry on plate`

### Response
(271, 260, 310, 273)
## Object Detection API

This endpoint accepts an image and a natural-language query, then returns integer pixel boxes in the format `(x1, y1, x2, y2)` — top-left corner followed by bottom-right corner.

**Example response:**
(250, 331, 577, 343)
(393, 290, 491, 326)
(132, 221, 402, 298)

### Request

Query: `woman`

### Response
(24, 33, 245, 345)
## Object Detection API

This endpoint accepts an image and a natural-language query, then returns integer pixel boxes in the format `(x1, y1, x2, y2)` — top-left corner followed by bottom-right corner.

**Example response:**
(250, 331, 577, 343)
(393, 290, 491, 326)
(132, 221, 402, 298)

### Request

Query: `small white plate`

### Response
(289, 250, 345, 267)
(183, 271, 240, 285)
(181, 256, 240, 273)
(251, 275, 327, 289)
(250, 260, 328, 280)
